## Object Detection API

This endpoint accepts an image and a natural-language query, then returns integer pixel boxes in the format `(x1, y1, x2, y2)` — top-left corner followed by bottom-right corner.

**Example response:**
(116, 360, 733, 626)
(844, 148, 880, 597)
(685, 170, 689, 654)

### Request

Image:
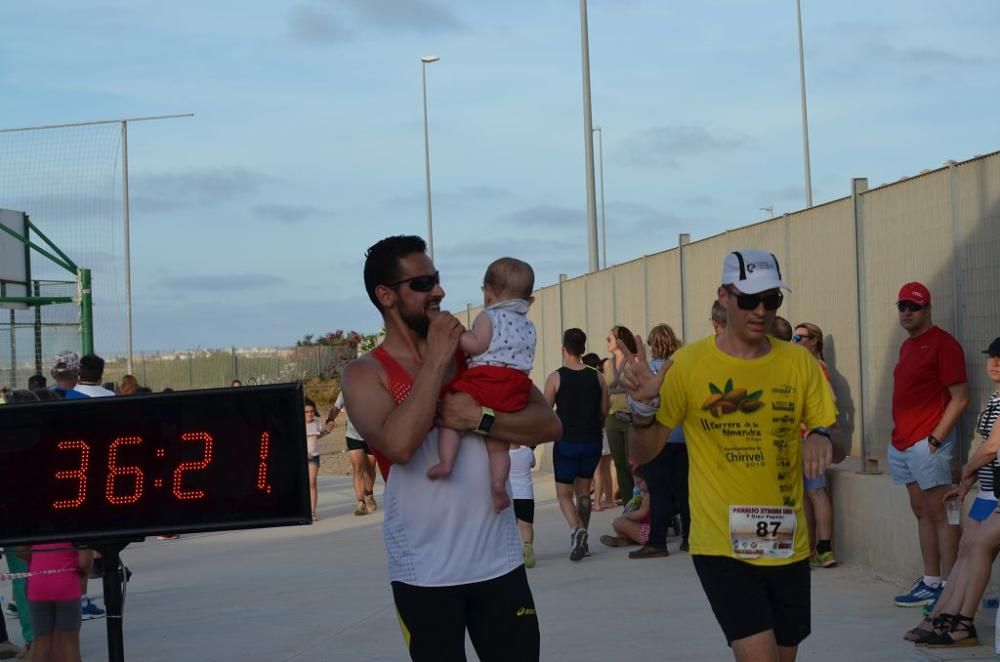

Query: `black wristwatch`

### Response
(928, 435, 942, 449)
(475, 407, 496, 435)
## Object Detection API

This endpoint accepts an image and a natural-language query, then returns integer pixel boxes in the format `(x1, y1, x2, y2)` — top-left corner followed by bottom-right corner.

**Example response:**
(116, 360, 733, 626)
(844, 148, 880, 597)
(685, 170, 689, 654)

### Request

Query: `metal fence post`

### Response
(188, 353, 194, 389)
(678, 234, 690, 343)
(231, 346, 238, 382)
(559, 273, 567, 334)
(642, 256, 650, 334)
(851, 177, 877, 473)
(948, 161, 969, 465)
(79, 268, 94, 355)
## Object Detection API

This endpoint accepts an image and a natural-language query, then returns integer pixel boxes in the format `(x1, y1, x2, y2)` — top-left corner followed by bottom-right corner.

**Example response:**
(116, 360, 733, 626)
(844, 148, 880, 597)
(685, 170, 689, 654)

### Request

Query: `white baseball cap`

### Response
(721, 250, 790, 294)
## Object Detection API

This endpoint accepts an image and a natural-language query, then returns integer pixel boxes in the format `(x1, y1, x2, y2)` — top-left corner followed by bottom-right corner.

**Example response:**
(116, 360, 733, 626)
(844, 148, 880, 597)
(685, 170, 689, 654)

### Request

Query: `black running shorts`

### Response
(392, 565, 539, 662)
(345, 436, 372, 454)
(513, 498, 534, 524)
(692, 555, 810, 648)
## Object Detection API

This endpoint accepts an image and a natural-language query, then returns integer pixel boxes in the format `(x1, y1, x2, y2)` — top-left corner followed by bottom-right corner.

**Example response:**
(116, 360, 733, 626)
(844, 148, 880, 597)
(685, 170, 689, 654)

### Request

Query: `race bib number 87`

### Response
(729, 505, 796, 559)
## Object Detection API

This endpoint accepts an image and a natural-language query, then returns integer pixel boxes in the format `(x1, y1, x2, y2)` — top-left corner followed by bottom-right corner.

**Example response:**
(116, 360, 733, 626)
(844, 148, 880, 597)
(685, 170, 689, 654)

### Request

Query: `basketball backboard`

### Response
(0, 209, 29, 309)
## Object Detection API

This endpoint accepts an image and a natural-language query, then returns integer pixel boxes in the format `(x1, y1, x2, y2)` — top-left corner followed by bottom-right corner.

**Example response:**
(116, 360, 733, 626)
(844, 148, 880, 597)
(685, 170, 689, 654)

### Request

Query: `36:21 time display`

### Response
(51, 430, 274, 510)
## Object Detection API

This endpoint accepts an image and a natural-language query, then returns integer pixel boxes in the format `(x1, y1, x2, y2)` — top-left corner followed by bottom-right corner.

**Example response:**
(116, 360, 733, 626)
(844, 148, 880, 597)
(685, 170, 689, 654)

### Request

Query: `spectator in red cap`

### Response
(890, 281, 970, 608)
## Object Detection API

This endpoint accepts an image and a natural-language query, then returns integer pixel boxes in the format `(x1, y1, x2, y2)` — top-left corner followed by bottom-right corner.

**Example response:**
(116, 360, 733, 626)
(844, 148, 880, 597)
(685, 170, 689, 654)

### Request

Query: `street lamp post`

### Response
(421, 55, 440, 260)
(593, 125, 607, 269)
(796, 0, 813, 208)
(579, 0, 600, 273)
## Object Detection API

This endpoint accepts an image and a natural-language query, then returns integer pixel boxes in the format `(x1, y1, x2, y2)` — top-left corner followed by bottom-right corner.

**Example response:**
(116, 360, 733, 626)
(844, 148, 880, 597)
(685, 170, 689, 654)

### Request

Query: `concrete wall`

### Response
(511, 150, 1000, 471)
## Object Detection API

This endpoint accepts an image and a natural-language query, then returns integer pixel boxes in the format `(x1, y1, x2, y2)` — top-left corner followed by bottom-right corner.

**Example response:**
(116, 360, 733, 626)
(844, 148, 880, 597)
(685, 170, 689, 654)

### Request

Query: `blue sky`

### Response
(2, 0, 998, 351)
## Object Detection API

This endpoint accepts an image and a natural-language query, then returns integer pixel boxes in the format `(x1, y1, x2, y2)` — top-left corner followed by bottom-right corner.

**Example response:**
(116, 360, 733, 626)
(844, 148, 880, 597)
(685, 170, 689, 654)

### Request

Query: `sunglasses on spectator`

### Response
(725, 286, 783, 311)
(896, 301, 925, 312)
(387, 271, 440, 292)
(792, 334, 813, 343)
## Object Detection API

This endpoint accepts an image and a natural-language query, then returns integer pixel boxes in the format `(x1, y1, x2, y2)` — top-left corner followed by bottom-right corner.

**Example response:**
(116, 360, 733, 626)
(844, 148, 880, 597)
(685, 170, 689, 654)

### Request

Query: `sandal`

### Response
(600, 534, 630, 547)
(923, 614, 978, 648)
(905, 614, 948, 643)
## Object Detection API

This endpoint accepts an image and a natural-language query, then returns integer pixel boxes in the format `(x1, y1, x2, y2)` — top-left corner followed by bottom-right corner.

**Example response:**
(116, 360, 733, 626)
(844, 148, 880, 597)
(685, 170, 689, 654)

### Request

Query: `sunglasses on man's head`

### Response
(897, 301, 924, 312)
(387, 271, 440, 292)
(726, 286, 783, 311)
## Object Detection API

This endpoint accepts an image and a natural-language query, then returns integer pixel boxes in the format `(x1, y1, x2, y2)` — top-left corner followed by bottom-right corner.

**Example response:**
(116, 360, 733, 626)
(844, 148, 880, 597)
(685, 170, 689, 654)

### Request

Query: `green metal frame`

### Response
(0, 214, 92, 355)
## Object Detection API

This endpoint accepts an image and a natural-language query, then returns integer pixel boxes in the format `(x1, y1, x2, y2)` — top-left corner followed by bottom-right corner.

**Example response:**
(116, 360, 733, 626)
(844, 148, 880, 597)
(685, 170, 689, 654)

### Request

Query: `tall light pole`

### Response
(796, 0, 813, 208)
(579, 0, 600, 272)
(421, 55, 440, 260)
(593, 125, 607, 269)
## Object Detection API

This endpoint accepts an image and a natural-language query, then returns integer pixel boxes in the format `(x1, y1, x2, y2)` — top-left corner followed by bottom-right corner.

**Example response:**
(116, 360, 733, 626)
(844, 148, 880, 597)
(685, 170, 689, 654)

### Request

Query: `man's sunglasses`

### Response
(387, 271, 440, 292)
(792, 334, 812, 343)
(726, 286, 783, 311)
(897, 301, 925, 312)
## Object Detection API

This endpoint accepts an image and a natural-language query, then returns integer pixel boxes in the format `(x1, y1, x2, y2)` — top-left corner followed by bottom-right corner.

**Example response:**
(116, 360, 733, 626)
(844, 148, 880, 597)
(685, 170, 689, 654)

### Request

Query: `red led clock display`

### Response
(0, 383, 310, 546)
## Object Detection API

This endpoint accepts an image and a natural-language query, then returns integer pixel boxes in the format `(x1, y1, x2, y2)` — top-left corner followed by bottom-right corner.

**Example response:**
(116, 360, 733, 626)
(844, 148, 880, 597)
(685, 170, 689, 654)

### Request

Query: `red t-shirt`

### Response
(891, 326, 967, 450)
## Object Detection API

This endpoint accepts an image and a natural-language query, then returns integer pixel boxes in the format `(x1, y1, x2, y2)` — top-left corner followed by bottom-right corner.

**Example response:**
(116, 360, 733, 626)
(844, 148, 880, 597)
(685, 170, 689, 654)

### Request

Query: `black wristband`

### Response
(928, 435, 941, 448)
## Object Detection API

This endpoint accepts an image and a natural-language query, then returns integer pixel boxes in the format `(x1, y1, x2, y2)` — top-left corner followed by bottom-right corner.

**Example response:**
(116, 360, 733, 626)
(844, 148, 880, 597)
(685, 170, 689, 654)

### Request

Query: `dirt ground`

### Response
(316, 414, 360, 476)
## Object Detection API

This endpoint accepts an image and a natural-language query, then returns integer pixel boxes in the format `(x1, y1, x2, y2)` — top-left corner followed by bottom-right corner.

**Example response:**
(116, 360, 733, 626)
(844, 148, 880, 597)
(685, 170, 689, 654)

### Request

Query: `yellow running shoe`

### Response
(523, 543, 536, 569)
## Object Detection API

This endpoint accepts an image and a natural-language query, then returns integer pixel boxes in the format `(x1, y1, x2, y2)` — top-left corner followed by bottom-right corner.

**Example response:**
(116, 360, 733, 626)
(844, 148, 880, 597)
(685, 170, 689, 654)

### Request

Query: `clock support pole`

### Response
(95, 541, 130, 662)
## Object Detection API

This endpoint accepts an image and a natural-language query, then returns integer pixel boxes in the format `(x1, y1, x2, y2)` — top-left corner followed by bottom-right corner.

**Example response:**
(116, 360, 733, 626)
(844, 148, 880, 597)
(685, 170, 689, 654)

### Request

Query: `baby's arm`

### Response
(459, 312, 493, 357)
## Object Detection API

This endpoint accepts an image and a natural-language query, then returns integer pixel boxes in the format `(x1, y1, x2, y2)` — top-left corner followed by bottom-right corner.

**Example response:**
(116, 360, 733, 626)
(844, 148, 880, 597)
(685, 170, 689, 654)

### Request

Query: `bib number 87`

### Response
(756, 521, 782, 537)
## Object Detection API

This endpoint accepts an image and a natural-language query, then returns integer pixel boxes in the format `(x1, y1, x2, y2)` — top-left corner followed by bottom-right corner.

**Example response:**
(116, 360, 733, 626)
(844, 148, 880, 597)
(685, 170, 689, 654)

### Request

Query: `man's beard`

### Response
(401, 307, 431, 338)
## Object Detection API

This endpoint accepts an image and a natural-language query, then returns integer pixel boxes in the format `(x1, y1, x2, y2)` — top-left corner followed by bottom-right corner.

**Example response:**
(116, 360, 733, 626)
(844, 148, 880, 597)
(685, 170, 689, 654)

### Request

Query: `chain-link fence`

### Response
(99, 344, 358, 392)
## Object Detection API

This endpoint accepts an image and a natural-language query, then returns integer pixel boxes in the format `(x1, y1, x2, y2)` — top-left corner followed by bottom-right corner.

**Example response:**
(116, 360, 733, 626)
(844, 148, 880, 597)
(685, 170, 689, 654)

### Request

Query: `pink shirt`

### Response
(27, 543, 81, 601)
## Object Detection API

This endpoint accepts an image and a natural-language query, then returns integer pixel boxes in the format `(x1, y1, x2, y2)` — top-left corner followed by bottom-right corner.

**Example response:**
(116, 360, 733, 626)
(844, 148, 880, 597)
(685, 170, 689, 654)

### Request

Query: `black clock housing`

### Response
(0, 383, 310, 545)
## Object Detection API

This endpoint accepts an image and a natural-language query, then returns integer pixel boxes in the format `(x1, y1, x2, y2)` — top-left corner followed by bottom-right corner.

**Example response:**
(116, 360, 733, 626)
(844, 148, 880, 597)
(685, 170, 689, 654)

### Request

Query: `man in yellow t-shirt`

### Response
(620, 249, 839, 662)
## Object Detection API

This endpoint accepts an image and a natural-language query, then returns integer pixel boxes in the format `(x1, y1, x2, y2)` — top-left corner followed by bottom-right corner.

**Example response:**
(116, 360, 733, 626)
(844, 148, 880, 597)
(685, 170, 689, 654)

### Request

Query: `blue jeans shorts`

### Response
(888, 433, 955, 490)
(804, 472, 827, 490)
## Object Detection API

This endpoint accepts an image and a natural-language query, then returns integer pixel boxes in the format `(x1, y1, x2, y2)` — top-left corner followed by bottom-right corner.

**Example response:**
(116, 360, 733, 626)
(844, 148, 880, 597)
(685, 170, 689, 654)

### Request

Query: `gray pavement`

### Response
(6, 473, 995, 661)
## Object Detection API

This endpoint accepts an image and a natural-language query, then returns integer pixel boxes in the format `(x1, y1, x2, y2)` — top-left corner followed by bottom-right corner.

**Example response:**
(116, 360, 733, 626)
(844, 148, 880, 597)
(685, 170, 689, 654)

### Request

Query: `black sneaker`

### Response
(569, 528, 588, 562)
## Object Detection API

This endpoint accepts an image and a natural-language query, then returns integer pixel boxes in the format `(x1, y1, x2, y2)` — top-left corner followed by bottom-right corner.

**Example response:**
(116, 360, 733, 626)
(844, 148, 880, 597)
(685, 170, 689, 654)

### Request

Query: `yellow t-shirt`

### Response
(656, 336, 837, 566)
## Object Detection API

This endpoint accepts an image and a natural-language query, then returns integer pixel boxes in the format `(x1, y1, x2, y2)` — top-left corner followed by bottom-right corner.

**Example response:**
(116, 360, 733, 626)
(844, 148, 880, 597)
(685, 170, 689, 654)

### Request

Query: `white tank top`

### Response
(468, 299, 536, 372)
(383, 428, 524, 586)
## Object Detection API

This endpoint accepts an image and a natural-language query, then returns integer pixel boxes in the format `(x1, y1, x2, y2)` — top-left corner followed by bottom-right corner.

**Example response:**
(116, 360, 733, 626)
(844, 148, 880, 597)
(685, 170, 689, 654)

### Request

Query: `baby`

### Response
(427, 257, 537, 512)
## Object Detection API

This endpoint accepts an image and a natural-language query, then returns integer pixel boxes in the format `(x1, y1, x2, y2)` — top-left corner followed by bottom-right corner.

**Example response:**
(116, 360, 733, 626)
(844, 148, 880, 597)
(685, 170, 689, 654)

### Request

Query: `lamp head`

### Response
(421, 55, 440, 63)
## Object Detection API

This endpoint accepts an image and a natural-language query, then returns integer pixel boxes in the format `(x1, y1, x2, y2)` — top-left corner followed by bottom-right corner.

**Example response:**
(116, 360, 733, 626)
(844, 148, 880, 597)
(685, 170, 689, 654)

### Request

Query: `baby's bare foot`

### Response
(426, 463, 452, 480)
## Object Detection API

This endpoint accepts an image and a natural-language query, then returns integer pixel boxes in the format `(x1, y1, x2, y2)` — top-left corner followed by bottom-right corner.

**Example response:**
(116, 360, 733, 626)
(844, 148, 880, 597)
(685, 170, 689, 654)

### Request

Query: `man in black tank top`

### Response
(543, 329, 609, 562)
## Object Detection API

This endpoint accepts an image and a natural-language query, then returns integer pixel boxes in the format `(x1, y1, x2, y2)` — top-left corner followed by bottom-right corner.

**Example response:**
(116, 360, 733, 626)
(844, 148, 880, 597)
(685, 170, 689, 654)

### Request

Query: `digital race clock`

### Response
(0, 383, 310, 545)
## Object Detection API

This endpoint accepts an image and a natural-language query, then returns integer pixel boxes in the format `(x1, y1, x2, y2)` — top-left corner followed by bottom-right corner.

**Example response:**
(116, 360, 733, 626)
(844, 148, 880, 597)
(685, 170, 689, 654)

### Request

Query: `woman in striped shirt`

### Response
(906, 337, 1000, 648)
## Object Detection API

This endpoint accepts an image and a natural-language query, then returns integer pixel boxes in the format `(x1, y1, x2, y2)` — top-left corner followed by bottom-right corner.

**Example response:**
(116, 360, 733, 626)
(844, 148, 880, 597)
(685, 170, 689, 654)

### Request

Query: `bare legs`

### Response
(611, 515, 643, 544)
(593, 455, 615, 509)
(427, 427, 461, 480)
(348, 449, 375, 502)
(308, 461, 319, 519)
(731, 630, 797, 662)
(429, 429, 511, 511)
(485, 438, 512, 512)
(556, 478, 593, 531)
(907, 482, 960, 579)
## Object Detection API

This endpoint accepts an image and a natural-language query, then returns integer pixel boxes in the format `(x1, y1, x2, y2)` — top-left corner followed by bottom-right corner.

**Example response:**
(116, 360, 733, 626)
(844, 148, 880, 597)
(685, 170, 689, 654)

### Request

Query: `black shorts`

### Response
(553, 441, 602, 484)
(346, 436, 372, 454)
(308, 456, 320, 467)
(692, 555, 810, 647)
(392, 565, 539, 662)
(513, 498, 534, 524)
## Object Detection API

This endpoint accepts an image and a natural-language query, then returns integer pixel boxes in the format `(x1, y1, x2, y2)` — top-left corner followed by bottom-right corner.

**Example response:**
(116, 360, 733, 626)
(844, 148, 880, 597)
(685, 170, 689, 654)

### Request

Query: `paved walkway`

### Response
(6, 473, 994, 661)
